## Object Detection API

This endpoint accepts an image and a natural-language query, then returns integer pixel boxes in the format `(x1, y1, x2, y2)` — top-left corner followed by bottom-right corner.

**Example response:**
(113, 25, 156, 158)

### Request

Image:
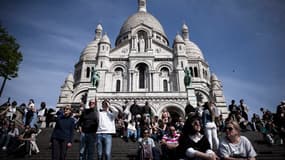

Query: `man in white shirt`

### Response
(96, 99, 118, 160)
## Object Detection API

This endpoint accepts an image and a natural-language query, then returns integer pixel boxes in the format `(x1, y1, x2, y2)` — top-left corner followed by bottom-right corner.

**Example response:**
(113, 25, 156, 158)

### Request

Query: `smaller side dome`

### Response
(174, 34, 185, 43)
(62, 73, 74, 91)
(96, 24, 103, 30)
(100, 33, 111, 44)
(182, 23, 188, 30)
(185, 40, 205, 60)
(66, 73, 74, 82)
(80, 39, 99, 61)
(210, 73, 218, 81)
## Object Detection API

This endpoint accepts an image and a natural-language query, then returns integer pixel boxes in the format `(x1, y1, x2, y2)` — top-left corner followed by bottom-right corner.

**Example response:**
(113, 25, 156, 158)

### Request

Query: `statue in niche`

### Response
(91, 68, 100, 88)
(184, 67, 192, 87)
(138, 35, 145, 52)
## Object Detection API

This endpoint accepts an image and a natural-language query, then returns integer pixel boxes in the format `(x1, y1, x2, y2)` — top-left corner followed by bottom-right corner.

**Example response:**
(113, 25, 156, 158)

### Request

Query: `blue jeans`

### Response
(96, 133, 112, 160)
(80, 132, 96, 160)
(127, 129, 137, 139)
(79, 133, 85, 160)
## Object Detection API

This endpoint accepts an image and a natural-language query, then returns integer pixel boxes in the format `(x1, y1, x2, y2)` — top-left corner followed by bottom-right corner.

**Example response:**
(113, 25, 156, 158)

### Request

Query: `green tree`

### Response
(0, 24, 23, 97)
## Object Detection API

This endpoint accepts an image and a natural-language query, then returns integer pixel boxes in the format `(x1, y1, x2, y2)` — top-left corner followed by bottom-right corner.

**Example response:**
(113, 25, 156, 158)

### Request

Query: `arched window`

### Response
(86, 67, 90, 78)
(163, 80, 168, 92)
(194, 67, 198, 77)
(100, 61, 103, 68)
(115, 67, 123, 76)
(116, 80, 121, 92)
(139, 67, 145, 88)
(161, 67, 169, 77)
(137, 63, 148, 89)
(181, 61, 184, 68)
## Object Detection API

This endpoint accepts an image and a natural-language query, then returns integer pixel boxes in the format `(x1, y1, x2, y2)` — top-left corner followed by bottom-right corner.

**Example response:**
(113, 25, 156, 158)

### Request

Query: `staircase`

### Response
(0, 128, 284, 159)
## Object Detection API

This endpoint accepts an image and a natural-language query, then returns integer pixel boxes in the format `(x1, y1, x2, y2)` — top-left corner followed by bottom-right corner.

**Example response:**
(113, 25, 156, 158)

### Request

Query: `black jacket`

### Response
(78, 108, 99, 133)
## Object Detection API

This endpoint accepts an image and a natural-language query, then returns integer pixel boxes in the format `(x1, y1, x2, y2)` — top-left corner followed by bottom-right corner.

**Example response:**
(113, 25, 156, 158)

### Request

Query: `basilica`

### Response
(57, 0, 227, 119)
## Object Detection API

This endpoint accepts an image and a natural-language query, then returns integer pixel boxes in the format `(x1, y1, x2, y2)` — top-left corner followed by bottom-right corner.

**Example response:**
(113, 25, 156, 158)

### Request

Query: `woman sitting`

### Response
(218, 120, 257, 160)
(176, 116, 217, 160)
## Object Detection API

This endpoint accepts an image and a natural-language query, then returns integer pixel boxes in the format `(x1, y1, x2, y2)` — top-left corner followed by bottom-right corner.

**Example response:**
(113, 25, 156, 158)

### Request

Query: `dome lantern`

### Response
(138, 0, 147, 12)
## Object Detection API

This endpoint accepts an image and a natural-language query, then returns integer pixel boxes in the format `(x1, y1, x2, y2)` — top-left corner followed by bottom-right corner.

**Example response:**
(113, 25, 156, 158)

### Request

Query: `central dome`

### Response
(119, 11, 167, 38)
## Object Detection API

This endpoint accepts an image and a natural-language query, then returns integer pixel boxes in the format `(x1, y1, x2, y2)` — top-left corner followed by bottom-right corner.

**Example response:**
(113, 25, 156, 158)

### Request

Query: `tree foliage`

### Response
(0, 24, 23, 80)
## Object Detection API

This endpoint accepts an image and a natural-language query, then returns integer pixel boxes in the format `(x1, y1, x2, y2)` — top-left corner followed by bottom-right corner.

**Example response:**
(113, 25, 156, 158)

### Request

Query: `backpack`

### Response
(142, 144, 153, 159)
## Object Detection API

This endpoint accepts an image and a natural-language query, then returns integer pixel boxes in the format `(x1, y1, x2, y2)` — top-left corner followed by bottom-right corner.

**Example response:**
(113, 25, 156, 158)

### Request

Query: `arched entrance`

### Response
(158, 105, 185, 124)
(166, 106, 184, 123)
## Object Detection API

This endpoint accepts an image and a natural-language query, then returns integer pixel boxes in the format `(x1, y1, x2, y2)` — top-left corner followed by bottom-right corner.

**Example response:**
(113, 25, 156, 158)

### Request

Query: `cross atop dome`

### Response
(138, 0, 147, 12)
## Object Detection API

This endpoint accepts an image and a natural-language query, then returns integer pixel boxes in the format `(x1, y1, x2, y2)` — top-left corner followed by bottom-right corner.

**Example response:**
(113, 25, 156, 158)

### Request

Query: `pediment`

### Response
(110, 43, 130, 58)
(152, 42, 173, 58)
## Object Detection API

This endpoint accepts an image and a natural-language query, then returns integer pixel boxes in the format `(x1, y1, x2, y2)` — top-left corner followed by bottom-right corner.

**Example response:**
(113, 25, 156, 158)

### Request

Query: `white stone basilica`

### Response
(57, 0, 227, 118)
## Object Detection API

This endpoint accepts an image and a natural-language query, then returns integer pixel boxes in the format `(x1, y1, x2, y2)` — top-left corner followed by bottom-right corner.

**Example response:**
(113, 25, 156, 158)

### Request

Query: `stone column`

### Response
(186, 86, 197, 107)
(131, 36, 137, 52)
(130, 72, 134, 92)
(146, 36, 152, 52)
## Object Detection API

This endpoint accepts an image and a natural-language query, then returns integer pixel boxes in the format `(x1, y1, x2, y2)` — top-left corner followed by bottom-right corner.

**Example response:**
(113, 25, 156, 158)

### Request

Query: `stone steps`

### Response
(0, 128, 284, 160)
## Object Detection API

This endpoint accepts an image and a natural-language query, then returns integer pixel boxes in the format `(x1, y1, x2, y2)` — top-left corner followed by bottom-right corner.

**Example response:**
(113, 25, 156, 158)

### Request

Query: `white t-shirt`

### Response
(219, 136, 257, 158)
(8, 128, 19, 137)
(96, 107, 118, 134)
(38, 108, 46, 116)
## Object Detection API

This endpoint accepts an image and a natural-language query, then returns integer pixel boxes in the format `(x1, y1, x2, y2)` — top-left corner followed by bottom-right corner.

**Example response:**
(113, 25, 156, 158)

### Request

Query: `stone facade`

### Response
(57, 0, 227, 118)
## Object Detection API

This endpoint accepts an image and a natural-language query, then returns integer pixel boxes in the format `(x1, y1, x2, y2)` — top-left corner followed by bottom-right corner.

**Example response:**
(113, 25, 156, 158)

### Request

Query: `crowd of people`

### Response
(0, 99, 45, 157)
(0, 97, 284, 160)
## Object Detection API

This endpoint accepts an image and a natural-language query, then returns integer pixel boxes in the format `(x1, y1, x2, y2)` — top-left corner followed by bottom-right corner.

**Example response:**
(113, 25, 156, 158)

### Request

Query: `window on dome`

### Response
(190, 67, 194, 77)
(194, 67, 198, 77)
(86, 67, 90, 78)
(123, 36, 128, 40)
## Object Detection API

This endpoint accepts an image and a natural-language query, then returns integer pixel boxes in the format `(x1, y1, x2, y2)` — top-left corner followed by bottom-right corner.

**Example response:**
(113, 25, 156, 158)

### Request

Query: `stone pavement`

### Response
(0, 128, 284, 160)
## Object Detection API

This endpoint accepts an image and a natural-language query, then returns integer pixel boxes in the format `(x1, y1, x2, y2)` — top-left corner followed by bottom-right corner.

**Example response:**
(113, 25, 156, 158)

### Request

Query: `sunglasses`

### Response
(193, 121, 200, 126)
(225, 127, 234, 131)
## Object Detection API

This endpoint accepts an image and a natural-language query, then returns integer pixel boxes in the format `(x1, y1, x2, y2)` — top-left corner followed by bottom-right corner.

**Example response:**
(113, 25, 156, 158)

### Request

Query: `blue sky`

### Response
(0, 0, 284, 117)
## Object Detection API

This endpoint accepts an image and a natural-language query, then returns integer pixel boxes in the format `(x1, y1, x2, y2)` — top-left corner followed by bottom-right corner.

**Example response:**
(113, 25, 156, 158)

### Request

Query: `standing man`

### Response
(96, 99, 118, 160)
(78, 99, 99, 160)
(50, 105, 75, 160)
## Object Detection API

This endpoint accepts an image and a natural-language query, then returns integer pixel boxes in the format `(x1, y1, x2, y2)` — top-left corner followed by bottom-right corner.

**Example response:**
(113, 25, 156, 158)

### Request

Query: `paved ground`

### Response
(0, 128, 284, 160)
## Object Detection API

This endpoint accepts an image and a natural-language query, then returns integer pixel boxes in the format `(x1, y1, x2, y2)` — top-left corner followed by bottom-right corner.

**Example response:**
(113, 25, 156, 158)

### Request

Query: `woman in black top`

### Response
(176, 116, 217, 160)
